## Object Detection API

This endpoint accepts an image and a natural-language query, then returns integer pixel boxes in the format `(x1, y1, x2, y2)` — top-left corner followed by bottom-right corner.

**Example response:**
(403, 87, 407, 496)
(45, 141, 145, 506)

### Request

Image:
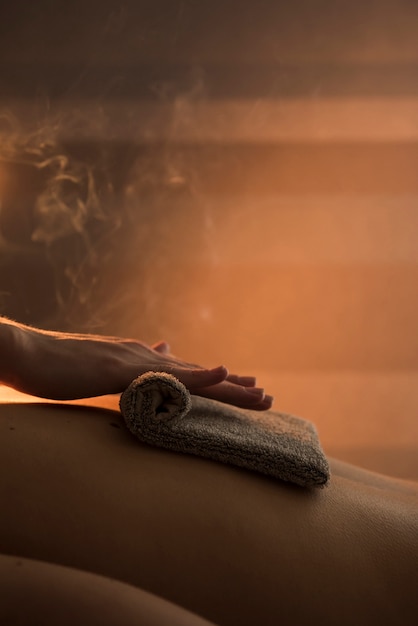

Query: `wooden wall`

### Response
(1, 0, 417, 474)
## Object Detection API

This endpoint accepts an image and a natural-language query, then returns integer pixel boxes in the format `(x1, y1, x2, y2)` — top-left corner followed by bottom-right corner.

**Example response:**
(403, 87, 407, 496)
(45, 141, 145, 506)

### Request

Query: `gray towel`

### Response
(120, 372, 330, 488)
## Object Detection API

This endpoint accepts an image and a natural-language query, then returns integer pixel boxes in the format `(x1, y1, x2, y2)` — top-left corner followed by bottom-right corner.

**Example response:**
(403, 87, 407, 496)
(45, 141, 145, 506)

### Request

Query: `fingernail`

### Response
(212, 365, 228, 374)
(238, 376, 257, 386)
(245, 387, 264, 396)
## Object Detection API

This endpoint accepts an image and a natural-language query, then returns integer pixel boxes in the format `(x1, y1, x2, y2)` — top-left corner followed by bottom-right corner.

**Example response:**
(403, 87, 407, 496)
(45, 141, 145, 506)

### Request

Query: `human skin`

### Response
(0, 317, 273, 408)
(0, 317, 272, 626)
(0, 396, 417, 626)
(0, 553, 216, 626)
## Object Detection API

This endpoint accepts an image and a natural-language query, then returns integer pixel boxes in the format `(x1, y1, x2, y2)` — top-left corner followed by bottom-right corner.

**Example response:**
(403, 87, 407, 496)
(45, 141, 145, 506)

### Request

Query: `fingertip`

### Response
(227, 374, 257, 387)
(255, 395, 274, 410)
(245, 387, 265, 398)
(240, 376, 257, 387)
(188, 365, 228, 387)
(211, 365, 229, 378)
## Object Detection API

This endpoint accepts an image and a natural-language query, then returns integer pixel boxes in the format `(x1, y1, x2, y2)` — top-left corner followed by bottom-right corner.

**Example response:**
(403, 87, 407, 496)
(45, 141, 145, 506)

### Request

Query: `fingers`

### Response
(152, 364, 230, 389)
(249, 394, 274, 411)
(131, 345, 272, 410)
(204, 390, 273, 411)
(191, 380, 273, 411)
(149, 346, 259, 390)
(226, 374, 257, 387)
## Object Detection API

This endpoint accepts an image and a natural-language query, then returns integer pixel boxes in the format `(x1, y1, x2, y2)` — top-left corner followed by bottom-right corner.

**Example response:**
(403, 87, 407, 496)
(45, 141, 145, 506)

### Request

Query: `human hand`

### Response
(5, 322, 273, 410)
(150, 340, 273, 410)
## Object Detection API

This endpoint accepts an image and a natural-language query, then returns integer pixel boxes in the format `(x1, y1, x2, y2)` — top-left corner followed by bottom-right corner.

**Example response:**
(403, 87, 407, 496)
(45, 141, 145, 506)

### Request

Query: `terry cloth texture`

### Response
(120, 372, 330, 488)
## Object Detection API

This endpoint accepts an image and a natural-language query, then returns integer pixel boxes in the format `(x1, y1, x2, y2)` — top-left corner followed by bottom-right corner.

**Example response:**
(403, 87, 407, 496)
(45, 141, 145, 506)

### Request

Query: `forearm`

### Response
(0, 317, 23, 389)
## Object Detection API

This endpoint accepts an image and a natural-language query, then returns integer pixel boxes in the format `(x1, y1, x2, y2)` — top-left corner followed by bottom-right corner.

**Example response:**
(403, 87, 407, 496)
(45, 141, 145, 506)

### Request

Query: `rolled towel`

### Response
(120, 372, 330, 488)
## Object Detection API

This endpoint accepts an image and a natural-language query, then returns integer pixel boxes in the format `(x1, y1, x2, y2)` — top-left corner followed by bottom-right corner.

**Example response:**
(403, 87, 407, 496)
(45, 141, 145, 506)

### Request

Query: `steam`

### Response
(0, 110, 118, 329)
(0, 112, 100, 246)
(113, 96, 218, 340)
(0, 68, 217, 336)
